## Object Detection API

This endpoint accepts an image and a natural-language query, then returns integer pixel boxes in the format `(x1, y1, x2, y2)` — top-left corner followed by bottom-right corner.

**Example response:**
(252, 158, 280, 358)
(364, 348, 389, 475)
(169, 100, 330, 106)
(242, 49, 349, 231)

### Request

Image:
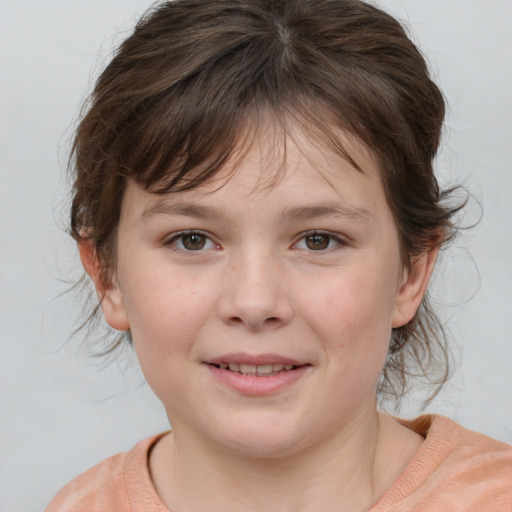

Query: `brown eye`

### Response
(305, 234, 330, 250)
(167, 231, 217, 252)
(181, 233, 207, 250)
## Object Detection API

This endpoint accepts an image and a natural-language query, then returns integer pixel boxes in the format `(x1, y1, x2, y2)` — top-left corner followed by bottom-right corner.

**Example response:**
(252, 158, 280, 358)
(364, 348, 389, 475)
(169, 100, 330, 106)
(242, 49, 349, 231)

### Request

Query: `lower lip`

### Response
(206, 364, 311, 396)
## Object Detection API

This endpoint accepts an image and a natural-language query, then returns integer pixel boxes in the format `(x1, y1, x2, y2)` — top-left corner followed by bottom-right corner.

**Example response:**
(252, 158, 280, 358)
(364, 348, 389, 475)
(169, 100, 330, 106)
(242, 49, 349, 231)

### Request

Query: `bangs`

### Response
(105, 76, 375, 197)
(125, 99, 369, 196)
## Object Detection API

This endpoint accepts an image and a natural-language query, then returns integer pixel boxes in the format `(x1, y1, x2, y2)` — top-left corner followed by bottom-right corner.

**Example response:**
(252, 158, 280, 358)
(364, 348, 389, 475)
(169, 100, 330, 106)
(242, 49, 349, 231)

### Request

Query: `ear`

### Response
(392, 246, 439, 328)
(78, 240, 130, 331)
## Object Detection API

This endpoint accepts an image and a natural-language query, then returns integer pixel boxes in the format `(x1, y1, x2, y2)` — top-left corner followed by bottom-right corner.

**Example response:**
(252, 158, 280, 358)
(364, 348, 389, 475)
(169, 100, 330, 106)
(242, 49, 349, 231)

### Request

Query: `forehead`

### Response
(123, 125, 390, 225)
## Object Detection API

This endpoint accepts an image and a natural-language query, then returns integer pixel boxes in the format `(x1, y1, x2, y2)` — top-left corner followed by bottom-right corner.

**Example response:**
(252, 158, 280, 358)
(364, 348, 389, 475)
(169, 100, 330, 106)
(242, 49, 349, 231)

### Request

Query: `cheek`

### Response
(120, 270, 211, 403)
(117, 258, 214, 353)
(305, 266, 396, 336)
(299, 263, 398, 379)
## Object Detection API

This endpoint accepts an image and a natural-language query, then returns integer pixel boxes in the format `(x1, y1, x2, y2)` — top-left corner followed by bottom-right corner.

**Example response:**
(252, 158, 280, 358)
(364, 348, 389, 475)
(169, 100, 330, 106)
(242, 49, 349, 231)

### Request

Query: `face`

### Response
(84, 127, 432, 458)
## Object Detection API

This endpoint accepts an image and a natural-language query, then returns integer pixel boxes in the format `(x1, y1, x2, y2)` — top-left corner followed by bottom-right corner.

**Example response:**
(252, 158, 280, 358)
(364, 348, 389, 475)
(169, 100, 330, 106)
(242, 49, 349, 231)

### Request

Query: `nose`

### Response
(217, 251, 294, 332)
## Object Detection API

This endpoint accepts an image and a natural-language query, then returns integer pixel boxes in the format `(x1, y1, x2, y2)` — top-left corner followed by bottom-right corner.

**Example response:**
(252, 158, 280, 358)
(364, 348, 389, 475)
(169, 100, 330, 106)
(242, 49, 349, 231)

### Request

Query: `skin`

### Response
(81, 126, 437, 512)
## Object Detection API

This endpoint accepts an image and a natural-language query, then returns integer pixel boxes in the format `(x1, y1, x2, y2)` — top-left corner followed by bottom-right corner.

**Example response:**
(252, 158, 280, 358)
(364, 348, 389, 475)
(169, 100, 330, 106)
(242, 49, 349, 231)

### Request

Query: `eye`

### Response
(295, 232, 343, 251)
(167, 231, 217, 251)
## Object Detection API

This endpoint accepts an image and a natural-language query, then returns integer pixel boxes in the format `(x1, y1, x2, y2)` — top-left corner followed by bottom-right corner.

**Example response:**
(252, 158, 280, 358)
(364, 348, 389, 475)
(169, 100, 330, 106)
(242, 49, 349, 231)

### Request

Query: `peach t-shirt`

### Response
(46, 415, 512, 511)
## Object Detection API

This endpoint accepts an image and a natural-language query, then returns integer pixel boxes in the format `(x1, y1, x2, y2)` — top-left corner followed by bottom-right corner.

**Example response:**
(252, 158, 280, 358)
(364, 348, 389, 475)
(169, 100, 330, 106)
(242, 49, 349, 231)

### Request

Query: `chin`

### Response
(206, 414, 318, 459)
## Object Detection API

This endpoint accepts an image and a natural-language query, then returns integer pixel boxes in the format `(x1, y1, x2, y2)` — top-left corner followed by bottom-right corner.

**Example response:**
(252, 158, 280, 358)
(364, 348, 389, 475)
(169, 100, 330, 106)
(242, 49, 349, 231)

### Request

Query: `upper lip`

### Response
(204, 353, 308, 366)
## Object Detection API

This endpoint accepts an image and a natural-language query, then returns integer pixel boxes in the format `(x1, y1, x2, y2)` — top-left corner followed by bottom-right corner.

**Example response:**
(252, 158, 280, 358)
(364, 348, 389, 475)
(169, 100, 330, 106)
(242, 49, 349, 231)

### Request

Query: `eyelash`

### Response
(165, 230, 346, 253)
(165, 231, 218, 252)
(294, 231, 346, 252)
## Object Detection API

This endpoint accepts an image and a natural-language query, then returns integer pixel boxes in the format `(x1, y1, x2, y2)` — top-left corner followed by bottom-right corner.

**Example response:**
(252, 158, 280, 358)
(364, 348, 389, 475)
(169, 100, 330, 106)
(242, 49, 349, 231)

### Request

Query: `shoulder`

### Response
(404, 415, 512, 481)
(373, 415, 512, 512)
(45, 451, 130, 511)
(45, 433, 170, 512)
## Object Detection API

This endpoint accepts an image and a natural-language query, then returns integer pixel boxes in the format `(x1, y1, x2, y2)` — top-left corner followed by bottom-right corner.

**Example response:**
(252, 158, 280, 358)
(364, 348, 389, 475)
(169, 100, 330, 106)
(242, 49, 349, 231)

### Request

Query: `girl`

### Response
(46, 0, 511, 510)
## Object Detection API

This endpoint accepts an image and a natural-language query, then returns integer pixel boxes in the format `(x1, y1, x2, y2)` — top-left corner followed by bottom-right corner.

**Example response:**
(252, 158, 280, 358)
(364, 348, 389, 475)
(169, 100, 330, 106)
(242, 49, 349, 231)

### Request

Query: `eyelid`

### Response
(293, 230, 348, 251)
(164, 230, 220, 251)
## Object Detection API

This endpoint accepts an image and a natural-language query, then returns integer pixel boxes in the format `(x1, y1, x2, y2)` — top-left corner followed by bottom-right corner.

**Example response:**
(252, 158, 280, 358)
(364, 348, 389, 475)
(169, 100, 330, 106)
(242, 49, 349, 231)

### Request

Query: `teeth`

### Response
(256, 365, 273, 374)
(239, 363, 256, 374)
(218, 362, 297, 376)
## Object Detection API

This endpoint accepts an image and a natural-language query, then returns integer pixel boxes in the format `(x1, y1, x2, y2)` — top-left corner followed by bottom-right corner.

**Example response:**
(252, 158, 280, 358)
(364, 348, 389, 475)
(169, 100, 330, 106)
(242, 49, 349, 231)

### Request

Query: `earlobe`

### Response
(78, 240, 130, 331)
(392, 247, 439, 328)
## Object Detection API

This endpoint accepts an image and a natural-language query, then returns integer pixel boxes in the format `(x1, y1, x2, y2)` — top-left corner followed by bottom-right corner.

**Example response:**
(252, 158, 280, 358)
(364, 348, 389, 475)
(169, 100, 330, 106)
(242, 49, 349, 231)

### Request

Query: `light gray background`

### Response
(1, 1, 511, 511)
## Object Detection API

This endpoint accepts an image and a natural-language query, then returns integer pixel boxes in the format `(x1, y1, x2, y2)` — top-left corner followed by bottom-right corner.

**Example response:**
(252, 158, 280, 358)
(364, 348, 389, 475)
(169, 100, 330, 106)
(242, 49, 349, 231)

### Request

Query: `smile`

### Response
(212, 362, 297, 376)
(205, 355, 311, 395)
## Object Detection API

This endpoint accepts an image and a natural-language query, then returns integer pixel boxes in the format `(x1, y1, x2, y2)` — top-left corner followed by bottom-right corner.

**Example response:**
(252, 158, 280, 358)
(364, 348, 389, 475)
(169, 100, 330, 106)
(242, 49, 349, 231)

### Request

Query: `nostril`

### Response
(228, 315, 281, 328)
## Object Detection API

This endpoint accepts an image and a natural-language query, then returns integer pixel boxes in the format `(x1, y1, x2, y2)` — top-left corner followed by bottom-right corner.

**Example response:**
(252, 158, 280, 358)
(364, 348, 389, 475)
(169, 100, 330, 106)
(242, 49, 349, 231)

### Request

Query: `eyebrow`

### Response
(279, 204, 373, 223)
(141, 201, 230, 221)
(141, 199, 372, 223)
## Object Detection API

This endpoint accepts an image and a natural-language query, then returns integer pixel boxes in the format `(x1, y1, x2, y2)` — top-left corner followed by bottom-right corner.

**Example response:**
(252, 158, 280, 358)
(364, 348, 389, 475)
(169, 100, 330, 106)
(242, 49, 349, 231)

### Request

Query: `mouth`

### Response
(209, 362, 302, 377)
(204, 355, 311, 395)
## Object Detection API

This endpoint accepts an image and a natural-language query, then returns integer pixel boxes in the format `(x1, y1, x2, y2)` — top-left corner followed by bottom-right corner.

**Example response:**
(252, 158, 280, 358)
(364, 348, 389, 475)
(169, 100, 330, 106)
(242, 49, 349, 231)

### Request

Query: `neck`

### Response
(149, 405, 413, 512)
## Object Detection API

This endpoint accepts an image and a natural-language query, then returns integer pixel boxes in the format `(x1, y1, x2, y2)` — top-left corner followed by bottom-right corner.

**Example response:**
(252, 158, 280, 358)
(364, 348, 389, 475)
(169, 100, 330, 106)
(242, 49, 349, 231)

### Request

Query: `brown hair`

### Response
(70, 0, 462, 405)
